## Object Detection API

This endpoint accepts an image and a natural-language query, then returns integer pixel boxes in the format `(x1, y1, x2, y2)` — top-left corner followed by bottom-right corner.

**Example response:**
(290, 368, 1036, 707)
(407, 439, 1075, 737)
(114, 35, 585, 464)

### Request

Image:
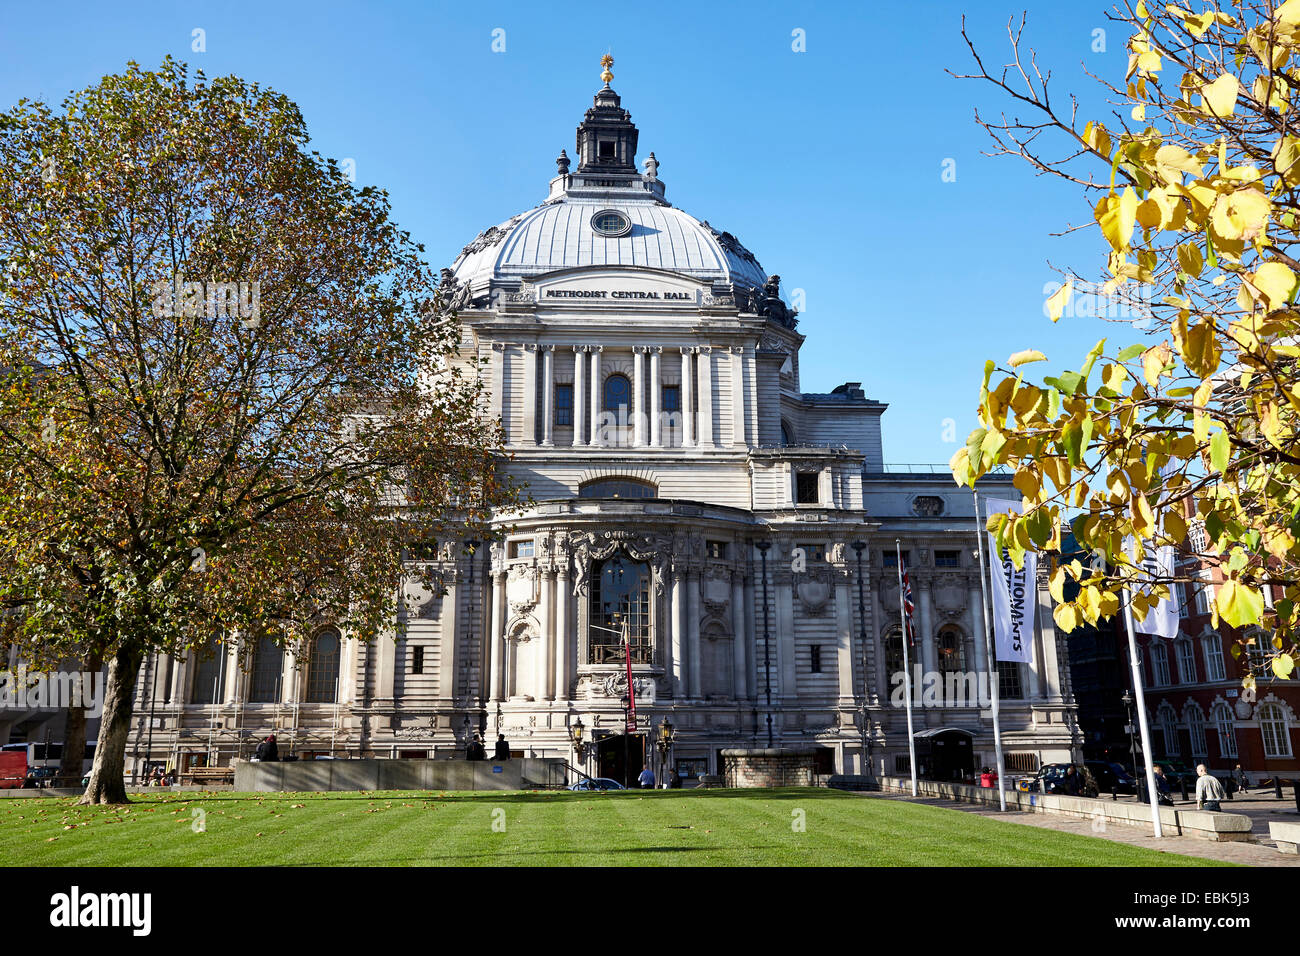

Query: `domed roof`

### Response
(450, 196, 768, 291)
(449, 68, 768, 296)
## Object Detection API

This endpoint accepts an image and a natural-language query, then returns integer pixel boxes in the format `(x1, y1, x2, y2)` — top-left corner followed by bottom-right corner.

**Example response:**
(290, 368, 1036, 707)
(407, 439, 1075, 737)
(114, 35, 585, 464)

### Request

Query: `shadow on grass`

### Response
(273, 845, 790, 866)
(64, 786, 854, 806)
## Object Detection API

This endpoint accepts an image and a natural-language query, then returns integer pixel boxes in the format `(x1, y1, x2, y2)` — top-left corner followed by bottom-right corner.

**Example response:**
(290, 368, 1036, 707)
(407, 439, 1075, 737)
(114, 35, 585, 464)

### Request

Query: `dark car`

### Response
(1017, 763, 1093, 795)
(25, 767, 60, 789)
(1085, 760, 1137, 795)
(568, 777, 626, 792)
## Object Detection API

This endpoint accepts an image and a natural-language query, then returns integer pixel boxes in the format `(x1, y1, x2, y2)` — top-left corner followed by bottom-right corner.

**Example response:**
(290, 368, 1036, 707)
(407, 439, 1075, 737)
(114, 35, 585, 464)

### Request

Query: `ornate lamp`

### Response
(571, 717, 587, 762)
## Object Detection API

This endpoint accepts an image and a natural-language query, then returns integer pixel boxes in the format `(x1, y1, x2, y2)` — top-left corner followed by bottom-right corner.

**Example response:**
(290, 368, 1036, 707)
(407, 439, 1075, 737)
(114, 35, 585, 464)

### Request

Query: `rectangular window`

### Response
(1204, 636, 1226, 682)
(662, 384, 680, 413)
(997, 661, 1023, 700)
(555, 384, 573, 426)
(935, 550, 961, 568)
(882, 551, 910, 568)
(412, 645, 425, 675)
(797, 543, 825, 562)
(509, 539, 535, 559)
(706, 541, 727, 559)
(796, 471, 820, 504)
(810, 645, 822, 673)
(1177, 641, 1197, 684)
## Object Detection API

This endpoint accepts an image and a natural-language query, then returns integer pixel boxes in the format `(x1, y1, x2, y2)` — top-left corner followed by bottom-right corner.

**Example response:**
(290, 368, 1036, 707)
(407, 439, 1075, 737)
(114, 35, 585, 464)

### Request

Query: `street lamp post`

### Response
(656, 716, 675, 788)
(851, 540, 870, 777)
(1122, 690, 1139, 782)
(755, 540, 773, 748)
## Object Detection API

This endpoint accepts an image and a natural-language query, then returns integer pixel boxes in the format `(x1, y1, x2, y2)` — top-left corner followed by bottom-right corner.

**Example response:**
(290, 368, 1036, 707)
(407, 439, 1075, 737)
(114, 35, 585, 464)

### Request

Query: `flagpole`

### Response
(896, 539, 918, 797)
(1121, 543, 1164, 838)
(973, 490, 1007, 812)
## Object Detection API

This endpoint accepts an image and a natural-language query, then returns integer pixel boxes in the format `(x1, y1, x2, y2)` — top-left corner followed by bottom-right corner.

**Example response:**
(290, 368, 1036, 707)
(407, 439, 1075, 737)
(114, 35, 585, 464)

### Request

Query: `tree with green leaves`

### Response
(0, 59, 515, 804)
(951, 1, 1300, 689)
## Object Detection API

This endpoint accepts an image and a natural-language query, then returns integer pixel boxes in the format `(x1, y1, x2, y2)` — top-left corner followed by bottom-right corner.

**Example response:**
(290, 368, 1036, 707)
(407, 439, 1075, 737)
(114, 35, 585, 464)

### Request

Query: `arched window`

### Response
(780, 421, 794, 447)
(589, 553, 652, 665)
(248, 634, 283, 703)
(937, 627, 970, 704)
(306, 629, 342, 703)
(190, 637, 227, 705)
(1259, 702, 1292, 758)
(1186, 704, 1207, 757)
(603, 373, 631, 412)
(1158, 703, 1180, 758)
(578, 477, 657, 499)
(883, 628, 905, 686)
(1212, 702, 1237, 758)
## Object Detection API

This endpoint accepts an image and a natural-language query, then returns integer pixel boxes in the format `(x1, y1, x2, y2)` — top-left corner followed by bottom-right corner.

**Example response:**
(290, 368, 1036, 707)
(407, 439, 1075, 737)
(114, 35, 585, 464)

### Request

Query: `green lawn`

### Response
(0, 787, 1231, 866)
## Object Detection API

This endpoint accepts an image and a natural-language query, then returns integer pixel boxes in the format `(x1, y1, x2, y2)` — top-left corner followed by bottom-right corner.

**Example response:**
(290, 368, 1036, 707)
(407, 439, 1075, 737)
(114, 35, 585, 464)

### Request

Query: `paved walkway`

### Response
(865, 792, 1300, 866)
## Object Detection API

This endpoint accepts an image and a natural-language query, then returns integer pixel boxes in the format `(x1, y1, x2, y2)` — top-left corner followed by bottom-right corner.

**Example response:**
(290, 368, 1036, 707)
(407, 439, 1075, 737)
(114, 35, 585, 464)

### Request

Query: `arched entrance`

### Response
(914, 727, 975, 781)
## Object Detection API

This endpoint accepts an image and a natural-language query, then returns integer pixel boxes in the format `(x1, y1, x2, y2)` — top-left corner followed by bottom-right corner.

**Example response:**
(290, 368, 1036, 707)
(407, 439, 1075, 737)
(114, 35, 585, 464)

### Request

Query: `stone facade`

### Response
(110, 67, 1083, 785)
(722, 747, 816, 788)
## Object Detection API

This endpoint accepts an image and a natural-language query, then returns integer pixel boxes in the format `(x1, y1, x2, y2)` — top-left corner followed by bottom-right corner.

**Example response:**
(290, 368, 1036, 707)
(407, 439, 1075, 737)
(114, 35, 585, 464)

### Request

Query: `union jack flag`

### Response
(901, 567, 916, 647)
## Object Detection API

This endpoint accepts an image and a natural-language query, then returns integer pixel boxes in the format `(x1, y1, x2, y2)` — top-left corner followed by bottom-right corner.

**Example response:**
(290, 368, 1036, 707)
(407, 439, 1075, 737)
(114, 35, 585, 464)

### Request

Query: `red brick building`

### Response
(1134, 523, 1300, 783)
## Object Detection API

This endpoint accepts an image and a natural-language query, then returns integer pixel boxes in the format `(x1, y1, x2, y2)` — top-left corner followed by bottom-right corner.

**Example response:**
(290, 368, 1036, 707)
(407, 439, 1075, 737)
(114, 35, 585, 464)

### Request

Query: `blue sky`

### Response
(0, 0, 1135, 465)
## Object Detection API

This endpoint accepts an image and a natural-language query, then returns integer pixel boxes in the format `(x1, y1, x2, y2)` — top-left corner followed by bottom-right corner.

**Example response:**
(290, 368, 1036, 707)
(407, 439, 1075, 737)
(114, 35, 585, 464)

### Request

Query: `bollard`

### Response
(1294, 783, 1299, 815)
(1277, 777, 1284, 800)
(1180, 776, 1189, 802)
(1112, 786, 1117, 801)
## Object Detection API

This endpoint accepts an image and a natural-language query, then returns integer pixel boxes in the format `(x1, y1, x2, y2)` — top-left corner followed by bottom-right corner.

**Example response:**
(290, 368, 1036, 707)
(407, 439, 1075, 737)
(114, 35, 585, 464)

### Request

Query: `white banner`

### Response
(1127, 538, 1180, 639)
(984, 497, 1036, 663)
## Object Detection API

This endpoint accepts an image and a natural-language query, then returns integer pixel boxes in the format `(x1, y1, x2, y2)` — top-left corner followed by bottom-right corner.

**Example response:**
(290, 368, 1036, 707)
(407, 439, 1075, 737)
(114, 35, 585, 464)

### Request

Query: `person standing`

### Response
(254, 735, 279, 762)
(1152, 765, 1174, 806)
(1195, 764, 1227, 812)
(1233, 764, 1249, 794)
(637, 765, 655, 789)
(493, 734, 511, 761)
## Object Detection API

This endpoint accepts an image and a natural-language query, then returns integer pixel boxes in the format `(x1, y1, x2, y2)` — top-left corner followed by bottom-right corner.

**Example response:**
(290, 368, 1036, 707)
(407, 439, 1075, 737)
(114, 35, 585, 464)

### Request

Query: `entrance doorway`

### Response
(916, 728, 975, 781)
(597, 733, 646, 787)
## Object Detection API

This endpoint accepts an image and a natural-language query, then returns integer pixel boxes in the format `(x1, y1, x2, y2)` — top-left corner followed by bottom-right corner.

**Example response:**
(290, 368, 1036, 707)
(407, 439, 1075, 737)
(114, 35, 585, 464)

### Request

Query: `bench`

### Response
(1269, 821, 1300, 854)
(181, 766, 234, 785)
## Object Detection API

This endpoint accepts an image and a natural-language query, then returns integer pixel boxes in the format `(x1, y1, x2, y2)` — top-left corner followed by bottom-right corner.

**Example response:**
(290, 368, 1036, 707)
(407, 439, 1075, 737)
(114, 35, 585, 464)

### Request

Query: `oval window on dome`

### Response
(591, 209, 631, 238)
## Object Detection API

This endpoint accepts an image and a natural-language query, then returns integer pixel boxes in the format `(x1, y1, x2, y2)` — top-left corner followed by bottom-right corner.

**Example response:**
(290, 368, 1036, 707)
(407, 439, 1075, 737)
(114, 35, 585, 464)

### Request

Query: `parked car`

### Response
(568, 777, 626, 791)
(25, 767, 60, 789)
(1016, 763, 1096, 796)
(1085, 760, 1137, 795)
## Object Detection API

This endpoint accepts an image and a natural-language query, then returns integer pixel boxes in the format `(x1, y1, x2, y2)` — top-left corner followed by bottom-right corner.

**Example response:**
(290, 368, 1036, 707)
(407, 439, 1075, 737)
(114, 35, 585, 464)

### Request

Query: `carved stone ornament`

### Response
(796, 572, 833, 616)
(932, 574, 967, 619)
(570, 530, 671, 597)
(911, 495, 945, 517)
(394, 726, 438, 740)
(600, 673, 654, 698)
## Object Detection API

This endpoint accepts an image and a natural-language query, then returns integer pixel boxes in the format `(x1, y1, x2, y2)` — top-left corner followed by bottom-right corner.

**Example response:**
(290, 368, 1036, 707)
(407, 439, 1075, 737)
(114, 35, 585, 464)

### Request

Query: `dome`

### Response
(448, 73, 768, 297)
(450, 197, 768, 292)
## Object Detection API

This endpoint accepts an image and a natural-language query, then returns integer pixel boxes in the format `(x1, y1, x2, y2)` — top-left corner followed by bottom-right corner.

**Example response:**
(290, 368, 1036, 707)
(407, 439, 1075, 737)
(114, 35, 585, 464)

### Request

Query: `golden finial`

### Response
(600, 53, 614, 86)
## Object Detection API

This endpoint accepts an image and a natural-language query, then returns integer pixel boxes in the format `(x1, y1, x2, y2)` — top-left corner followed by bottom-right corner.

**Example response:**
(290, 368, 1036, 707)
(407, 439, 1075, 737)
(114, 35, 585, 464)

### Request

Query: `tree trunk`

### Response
(78, 643, 144, 805)
(57, 649, 104, 789)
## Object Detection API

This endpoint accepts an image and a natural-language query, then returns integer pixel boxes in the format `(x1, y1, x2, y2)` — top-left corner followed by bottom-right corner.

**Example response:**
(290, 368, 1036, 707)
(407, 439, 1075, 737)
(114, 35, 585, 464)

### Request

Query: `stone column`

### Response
(697, 346, 714, 448)
(522, 343, 538, 445)
(649, 347, 662, 447)
(588, 346, 603, 447)
(680, 348, 695, 447)
(538, 569, 554, 701)
(834, 571, 855, 703)
(540, 345, 554, 447)
(731, 569, 748, 699)
(555, 560, 570, 701)
(633, 346, 646, 447)
(573, 346, 586, 447)
(490, 342, 505, 429)
(730, 345, 746, 447)
(439, 574, 460, 700)
(742, 564, 757, 699)
(671, 568, 687, 697)
(969, 584, 988, 679)
(223, 640, 241, 705)
(687, 569, 702, 699)
(1037, 574, 1062, 700)
(488, 570, 506, 701)
(776, 571, 796, 700)
(918, 580, 938, 677)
